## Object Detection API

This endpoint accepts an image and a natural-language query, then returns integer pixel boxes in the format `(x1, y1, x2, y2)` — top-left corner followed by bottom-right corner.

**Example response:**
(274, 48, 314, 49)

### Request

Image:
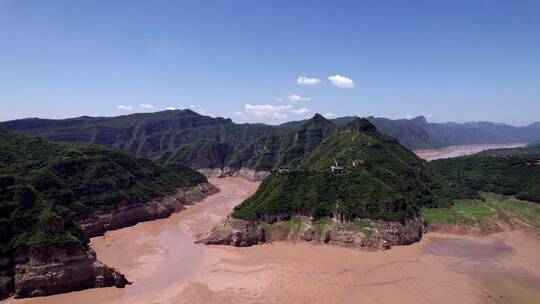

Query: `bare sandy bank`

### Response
(415, 143, 527, 161)
(5, 177, 540, 304)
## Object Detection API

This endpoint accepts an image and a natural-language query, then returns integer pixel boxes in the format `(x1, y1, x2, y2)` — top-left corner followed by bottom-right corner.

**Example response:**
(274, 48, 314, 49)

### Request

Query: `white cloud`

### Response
(323, 112, 337, 118)
(117, 105, 133, 110)
(273, 113, 288, 120)
(328, 75, 355, 88)
(287, 94, 311, 102)
(234, 111, 246, 118)
(297, 76, 321, 86)
(244, 104, 292, 119)
(290, 108, 309, 114)
(243, 103, 310, 120)
(165, 106, 176, 110)
(139, 103, 153, 109)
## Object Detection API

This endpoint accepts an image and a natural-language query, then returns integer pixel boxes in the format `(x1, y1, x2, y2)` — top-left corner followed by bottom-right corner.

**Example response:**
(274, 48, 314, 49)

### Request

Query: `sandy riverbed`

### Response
(415, 143, 527, 161)
(6, 177, 540, 304)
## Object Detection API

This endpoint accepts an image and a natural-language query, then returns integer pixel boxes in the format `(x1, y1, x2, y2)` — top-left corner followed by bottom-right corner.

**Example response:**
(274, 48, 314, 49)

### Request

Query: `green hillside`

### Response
(157, 139, 235, 169)
(227, 114, 335, 170)
(232, 118, 453, 222)
(429, 154, 540, 203)
(0, 110, 275, 158)
(3, 110, 539, 168)
(476, 141, 540, 157)
(0, 130, 206, 256)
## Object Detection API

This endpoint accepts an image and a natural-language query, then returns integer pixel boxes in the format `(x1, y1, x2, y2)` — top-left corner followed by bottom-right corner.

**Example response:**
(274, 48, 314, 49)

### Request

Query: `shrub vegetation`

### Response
(0, 130, 206, 256)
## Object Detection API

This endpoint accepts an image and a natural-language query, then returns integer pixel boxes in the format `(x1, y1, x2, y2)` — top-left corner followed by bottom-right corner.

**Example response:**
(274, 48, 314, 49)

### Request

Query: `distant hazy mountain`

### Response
(281, 115, 540, 150)
(366, 116, 540, 149)
(1, 110, 539, 166)
(526, 122, 540, 129)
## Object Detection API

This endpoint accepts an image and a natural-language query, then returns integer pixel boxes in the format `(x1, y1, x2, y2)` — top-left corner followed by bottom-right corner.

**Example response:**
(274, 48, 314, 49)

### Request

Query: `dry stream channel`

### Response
(4, 176, 540, 304)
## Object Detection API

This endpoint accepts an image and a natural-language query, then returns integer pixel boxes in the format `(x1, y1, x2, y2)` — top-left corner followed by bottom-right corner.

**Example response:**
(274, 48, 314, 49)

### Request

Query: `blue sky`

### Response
(0, 0, 538, 125)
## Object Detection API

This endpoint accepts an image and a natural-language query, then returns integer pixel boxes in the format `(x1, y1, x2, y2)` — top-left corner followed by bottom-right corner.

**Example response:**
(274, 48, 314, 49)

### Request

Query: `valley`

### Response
(3, 177, 540, 304)
(1, 113, 540, 302)
(2, 3, 539, 303)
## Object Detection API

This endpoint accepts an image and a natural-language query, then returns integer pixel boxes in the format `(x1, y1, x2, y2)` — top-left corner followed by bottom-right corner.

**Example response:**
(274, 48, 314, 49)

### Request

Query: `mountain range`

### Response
(1, 109, 538, 298)
(202, 117, 476, 250)
(1, 110, 539, 170)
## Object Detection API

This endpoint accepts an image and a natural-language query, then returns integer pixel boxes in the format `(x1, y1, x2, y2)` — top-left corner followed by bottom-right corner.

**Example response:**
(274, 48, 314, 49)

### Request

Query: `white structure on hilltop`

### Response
(330, 159, 342, 175)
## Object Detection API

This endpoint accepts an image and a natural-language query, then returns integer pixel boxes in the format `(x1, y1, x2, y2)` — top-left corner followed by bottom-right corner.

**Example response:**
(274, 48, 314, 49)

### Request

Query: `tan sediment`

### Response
(415, 143, 527, 161)
(5, 177, 540, 304)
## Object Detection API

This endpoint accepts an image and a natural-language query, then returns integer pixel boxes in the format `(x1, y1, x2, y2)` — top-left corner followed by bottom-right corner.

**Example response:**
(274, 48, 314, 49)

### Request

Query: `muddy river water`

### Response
(5, 177, 540, 304)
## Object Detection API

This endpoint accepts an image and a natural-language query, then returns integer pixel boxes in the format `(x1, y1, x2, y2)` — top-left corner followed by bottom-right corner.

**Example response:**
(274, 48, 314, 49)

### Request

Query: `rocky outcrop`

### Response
(0, 276, 13, 299)
(199, 167, 270, 182)
(201, 218, 265, 247)
(323, 217, 423, 250)
(13, 248, 127, 298)
(202, 216, 423, 251)
(80, 183, 218, 238)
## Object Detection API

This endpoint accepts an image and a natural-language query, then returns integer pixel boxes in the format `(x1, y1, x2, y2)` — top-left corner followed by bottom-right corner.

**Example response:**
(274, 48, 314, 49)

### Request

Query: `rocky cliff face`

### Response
(0, 276, 13, 299)
(202, 216, 423, 250)
(198, 167, 270, 182)
(80, 183, 218, 238)
(13, 248, 126, 298)
(201, 218, 265, 247)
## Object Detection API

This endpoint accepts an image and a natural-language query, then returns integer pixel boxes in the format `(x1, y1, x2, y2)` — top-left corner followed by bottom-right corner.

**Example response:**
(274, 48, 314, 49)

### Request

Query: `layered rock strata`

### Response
(198, 167, 270, 182)
(202, 216, 423, 250)
(80, 183, 218, 238)
(13, 248, 127, 298)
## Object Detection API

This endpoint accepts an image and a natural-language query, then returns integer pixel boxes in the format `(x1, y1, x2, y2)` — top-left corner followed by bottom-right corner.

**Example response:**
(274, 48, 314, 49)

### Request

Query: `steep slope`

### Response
(157, 140, 235, 169)
(0, 130, 210, 298)
(0, 110, 276, 159)
(232, 118, 438, 222)
(227, 114, 336, 170)
(278, 116, 434, 150)
(204, 118, 457, 250)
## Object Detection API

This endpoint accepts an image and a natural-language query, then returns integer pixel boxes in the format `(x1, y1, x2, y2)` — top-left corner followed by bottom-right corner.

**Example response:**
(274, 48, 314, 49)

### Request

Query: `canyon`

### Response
(4, 177, 540, 304)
